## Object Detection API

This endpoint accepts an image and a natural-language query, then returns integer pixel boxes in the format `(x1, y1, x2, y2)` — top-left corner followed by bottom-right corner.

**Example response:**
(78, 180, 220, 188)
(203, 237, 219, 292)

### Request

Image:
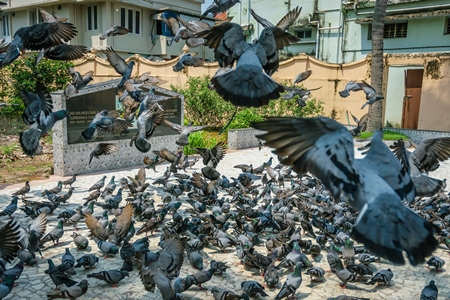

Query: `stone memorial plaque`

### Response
(66, 87, 182, 145)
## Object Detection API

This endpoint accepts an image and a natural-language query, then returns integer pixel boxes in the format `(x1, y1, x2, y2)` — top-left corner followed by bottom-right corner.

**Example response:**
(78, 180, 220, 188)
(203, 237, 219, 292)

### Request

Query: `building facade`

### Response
(0, 0, 210, 59)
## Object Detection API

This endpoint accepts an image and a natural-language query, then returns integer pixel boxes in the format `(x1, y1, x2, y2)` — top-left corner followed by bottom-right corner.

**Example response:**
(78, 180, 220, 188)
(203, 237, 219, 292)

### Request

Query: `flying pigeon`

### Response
(104, 47, 135, 89)
(89, 143, 119, 165)
(251, 6, 302, 31)
(200, 0, 241, 21)
(196, 22, 298, 107)
(100, 25, 130, 40)
(339, 80, 384, 109)
(172, 53, 204, 72)
(253, 116, 439, 265)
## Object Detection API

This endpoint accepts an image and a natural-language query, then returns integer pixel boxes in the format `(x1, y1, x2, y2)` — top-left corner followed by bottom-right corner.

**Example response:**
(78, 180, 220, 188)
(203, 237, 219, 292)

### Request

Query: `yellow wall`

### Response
(72, 52, 450, 131)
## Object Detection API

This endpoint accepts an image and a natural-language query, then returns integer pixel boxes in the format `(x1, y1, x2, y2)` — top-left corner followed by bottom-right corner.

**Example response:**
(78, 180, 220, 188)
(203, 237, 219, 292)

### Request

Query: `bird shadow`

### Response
(41, 240, 72, 251)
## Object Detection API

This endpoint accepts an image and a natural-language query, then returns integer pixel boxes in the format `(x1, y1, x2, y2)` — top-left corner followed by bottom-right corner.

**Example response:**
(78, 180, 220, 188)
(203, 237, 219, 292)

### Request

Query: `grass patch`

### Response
(0, 143, 18, 156)
(359, 130, 409, 141)
(183, 131, 227, 155)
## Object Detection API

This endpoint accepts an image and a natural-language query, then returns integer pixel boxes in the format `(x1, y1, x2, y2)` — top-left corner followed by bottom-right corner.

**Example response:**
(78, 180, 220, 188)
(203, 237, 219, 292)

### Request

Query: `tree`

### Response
(367, 0, 388, 131)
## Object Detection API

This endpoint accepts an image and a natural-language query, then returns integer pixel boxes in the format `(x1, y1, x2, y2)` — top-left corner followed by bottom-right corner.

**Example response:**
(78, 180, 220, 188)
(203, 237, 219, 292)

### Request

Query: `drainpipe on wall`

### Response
(353, 3, 450, 16)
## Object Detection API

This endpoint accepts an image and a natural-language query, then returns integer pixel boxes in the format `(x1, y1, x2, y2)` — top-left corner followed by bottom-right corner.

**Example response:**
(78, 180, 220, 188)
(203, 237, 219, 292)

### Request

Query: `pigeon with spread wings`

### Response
(89, 143, 119, 165)
(104, 47, 135, 89)
(196, 23, 298, 107)
(100, 25, 130, 40)
(81, 110, 132, 141)
(390, 137, 450, 196)
(252, 116, 439, 265)
(339, 81, 384, 109)
(251, 6, 301, 31)
(163, 119, 212, 146)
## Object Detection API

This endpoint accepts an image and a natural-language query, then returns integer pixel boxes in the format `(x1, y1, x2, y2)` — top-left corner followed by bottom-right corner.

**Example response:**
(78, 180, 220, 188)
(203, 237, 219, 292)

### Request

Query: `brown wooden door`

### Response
(402, 69, 423, 129)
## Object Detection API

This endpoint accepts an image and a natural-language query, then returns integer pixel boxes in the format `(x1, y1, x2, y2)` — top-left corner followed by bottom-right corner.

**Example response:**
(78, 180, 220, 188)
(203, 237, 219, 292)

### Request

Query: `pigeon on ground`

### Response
(104, 46, 135, 89)
(200, 0, 241, 20)
(241, 280, 268, 297)
(339, 81, 384, 109)
(81, 110, 132, 141)
(74, 254, 98, 269)
(251, 6, 301, 31)
(19, 212, 47, 259)
(211, 287, 249, 300)
(89, 176, 107, 191)
(45, 259, 77, 289)
(172, 53, 204, 72)
(87, 269, 129, 287)
(305, 266, 325, 282)
(47, 279, 88, 299)
(0, 196, 18, 217)
(426, 256, 445, 272)
(71, 232, 89, 250)
(89, 143, 119, 164)
(275, 262, 303, 299)
(196, 23, 298, 107)
(62, 175, 77, 187)
(0, 274, 15, 299)
(253, 116, 439, 266)
(1, 261, 23, 282)
(368, 268, 393, 286)
(40, 219, 64, 246)
(12, 180, 30, 198)
(420, 280, 438, 300)
(100, 25, 130, 40)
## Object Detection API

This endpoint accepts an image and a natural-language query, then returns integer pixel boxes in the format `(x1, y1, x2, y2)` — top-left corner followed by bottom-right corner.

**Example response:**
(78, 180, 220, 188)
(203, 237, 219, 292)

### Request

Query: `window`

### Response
(368, 22, 407, 40)
(29, 10, 37, 26)
(445, 17, 450, 34)
(295, 29, 312, 39)
(120, 7, 141, 34)
(87, 5, 98, 31)
(2, 14, 9, 37)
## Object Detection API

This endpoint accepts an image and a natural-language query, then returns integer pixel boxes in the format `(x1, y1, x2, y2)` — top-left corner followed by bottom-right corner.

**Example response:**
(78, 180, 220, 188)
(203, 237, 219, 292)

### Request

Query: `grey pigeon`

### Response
(275, 262, 303, 299)
(0, 196, 18, 217)
(1, 261, 23, 282)
(36, 44, 87, 65)
(47, 279, 88, 299)
(212, 287, 249, 300)
(89, 176, 107, 191)
(347, 111, 369, 137)
(81, 110, 132, 141)
(68, 67, 94, 92)
(420, 280, 438, 300)
(163, 119, 211, 146)
(45, 259, 77, 289)
(39, 8, 68, 23)
(241, 280, 268, 297)
(368, 268, 393, 286)
(426, 255, 445, 272)
(89, 143, 119, 164)
(19, 212, 47, 259)
(390, 137, 450, 196)
(40, 219, 64, 246)
(172, 53, 204, 72)
(251, 6, 301, 31)
(62, 248, 75, 269)
(87, 269, 129, 287)
(100, 25, 130, 40)
(71, 232, 89, 250)
(197, 23, 298, 107)
(253, 116, 439, 265)
(131, 103, 164, 153)
(104, 46, 135, 89)
(305, 266, 325, 282)
(0, 274, 15, 299)
(264, 261, 280, 288)
(200, 0, 241, 20)
(94, 237, 119, 257)
(339, 80, 384, 109)
(12, 180, 30, 198)
(1, 21, 77, 68)
(294, 69, 313, 84)
(74, 254, 98, 269)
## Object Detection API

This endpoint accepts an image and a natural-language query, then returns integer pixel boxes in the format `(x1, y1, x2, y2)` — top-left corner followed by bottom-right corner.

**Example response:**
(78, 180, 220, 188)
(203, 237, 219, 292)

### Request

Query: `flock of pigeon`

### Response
(0, 2, 450, 300)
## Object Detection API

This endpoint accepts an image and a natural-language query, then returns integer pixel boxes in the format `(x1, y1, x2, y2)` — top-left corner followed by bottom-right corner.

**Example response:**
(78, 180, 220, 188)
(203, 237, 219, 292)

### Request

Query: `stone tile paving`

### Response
(0, 146, 449, 299)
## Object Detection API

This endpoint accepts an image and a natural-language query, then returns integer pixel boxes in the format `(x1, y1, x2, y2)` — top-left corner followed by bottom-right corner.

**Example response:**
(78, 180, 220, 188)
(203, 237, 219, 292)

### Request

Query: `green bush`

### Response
(171, 76, 325, 129)
(183, 131, 218, 155)
(0, 54, 73, 116)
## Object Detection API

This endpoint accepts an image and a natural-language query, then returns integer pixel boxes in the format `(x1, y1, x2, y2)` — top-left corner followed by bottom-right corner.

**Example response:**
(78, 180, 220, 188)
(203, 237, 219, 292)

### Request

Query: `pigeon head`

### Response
(54, 110, 70, 121)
